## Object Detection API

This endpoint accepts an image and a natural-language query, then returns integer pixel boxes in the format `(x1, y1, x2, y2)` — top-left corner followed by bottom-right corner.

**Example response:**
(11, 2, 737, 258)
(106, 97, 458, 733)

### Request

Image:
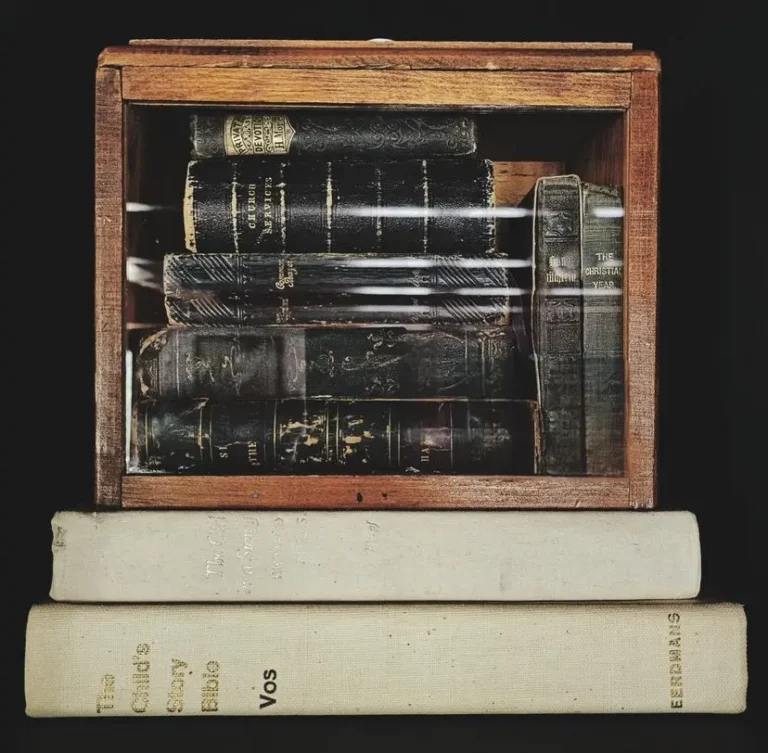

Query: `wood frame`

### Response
(95, 40, 660, 509)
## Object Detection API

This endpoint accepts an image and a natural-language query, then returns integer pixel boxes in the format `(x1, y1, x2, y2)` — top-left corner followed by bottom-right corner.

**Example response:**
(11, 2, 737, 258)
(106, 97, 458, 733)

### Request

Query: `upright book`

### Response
(25, 602, 746, 716)
(529, 175, 625, 475)
(530, 174, 585, 474)
(49, 510, 701, 602)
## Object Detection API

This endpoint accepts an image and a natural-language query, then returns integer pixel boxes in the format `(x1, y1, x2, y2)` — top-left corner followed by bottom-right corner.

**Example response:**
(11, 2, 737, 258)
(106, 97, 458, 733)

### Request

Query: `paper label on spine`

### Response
(224, 115, 296, 156)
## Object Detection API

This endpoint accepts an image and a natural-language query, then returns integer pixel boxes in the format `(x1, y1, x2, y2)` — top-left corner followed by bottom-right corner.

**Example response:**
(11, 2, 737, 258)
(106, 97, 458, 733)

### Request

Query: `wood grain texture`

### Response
(625, 72, 659, 509)
(493, 161, 564, 206)
(122, 475, 631, 509)
(568, 114, 625, 186)
(127, 40, 634, 49)
(121, 68, 632, 108)
(95, 68, 124, 507)
(100, 48, 658, 73)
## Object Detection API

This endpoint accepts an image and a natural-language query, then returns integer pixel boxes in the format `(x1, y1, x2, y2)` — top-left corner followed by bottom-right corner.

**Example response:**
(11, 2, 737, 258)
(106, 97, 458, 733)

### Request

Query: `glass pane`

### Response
(125, 107, 625, 476)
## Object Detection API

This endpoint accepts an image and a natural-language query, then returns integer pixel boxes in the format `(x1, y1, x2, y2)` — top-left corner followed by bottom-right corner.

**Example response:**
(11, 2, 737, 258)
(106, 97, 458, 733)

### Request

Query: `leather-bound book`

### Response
(137, 325, 532, 401)
(183, 158, 495, 255)
(190, 112, 477, 159)
(163, 252, 514, 326)
(130, 398, 540, 475)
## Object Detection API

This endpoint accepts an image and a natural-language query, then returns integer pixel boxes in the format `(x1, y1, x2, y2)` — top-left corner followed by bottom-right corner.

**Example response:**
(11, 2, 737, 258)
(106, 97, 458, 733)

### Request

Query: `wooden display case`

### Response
(95, 40, 659, 509)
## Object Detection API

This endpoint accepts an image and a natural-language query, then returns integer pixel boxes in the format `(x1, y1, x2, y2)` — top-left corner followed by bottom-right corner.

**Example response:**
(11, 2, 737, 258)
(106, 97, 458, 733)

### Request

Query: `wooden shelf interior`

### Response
(122, 104, 629, 487)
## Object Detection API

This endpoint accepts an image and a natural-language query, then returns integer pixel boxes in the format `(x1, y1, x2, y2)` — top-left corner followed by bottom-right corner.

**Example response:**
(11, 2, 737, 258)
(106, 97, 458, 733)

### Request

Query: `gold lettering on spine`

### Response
(231, 161, 240, 253)
(546, 254, 578, 284)
(224, 115, 296, 156)
(279, 162, 287, 252)
(276, 297, 292, 324)
(205, 513, 225, 579)
(252, 117, 266, 154)
(201, 660, 220, 712)
(131, 643, 151, 714)
(545, 271, 579, 284)
(96, 674, 116, 714)
(275, 258, 296, 290)
(246, 183, 258, 230)
(583, 250, 621, 289)
(167, 658, 188, 713)
(271, 516, 285, 580)
(246, 442, 261, 470)
(262, 177, 274, 236)
(237, 521, 258, 593)
(667, 612, 685, 709)
(225, 115, 247, 155)
(374, 165, 383, 246)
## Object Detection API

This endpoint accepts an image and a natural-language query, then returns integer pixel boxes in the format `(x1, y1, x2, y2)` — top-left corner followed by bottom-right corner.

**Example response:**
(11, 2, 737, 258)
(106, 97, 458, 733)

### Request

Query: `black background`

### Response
(4, 0, 764, 749)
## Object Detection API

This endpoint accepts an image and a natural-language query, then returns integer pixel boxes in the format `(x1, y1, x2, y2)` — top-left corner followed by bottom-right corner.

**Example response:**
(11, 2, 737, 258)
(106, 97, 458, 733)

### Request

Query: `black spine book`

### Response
(163, 253, 514, 326)
(137, 326, 532, 401)
(582, 183, 625, 475)
(183, 158, 495, 255)
(190, 112, 477, 160)
(530, 175, 585, 475)
(131, 398, 540, 475)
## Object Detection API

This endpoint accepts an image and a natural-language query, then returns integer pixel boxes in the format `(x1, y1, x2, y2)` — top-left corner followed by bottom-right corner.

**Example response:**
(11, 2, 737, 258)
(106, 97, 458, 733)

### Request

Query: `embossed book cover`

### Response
(191, 112, 478, 159)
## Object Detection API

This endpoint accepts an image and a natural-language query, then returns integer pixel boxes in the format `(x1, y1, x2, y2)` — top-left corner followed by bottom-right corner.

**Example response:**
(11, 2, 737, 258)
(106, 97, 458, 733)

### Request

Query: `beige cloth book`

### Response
(25, 602, 747, 716)
(49, 510, 701, 602)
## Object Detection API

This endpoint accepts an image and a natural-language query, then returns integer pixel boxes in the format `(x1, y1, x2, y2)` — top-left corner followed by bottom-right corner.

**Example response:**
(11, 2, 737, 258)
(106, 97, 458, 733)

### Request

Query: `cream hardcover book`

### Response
(49, 510, 701, 601)
(25, 602, 747, 716)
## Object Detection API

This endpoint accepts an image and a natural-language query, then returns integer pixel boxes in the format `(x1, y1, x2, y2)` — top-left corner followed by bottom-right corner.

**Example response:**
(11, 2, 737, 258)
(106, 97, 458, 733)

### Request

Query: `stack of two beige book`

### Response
(25, 509, 746, 715)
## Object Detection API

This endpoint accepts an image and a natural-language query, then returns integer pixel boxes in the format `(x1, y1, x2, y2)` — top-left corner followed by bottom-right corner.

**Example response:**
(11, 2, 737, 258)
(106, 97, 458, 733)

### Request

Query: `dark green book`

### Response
(137, 325, 533, 401)
(530, 174, 585, 475)
(131, 398, 540, 475)
(581, 183, 624, 475)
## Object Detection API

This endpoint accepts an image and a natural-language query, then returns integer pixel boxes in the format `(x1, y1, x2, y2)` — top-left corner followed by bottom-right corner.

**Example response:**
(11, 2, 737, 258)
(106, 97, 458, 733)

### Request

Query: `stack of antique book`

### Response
(24, 108, 747, 716)
(134, 111, 540, 477)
